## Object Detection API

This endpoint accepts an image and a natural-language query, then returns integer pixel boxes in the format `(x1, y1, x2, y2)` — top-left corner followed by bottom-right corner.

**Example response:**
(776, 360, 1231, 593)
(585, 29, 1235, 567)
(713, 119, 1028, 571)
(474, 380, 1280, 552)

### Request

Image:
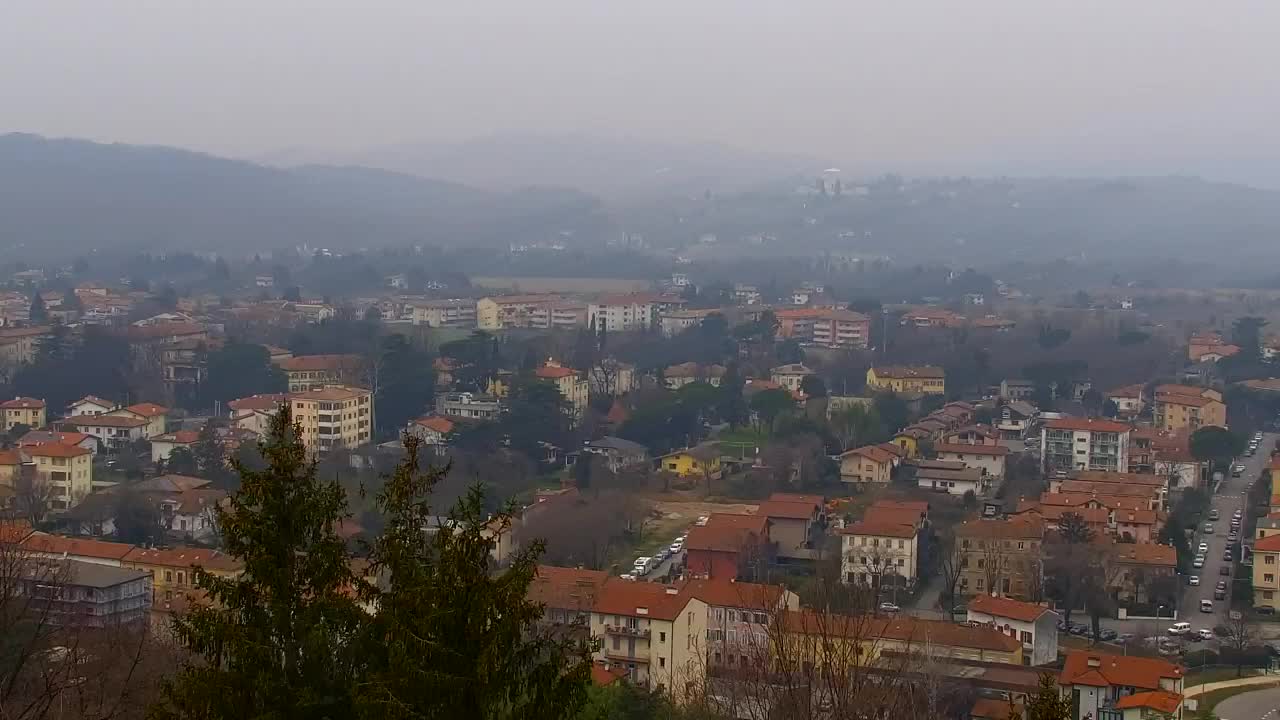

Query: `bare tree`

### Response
(937, 535, 965, 618)
(1222, 613, 1261, 677)
(13, 468, 52, 528)
(981, 542, 1005, 596)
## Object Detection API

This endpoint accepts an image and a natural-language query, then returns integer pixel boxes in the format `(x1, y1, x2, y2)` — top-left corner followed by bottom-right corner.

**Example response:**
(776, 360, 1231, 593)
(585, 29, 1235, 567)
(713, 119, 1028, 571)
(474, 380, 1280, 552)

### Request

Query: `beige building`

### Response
(1253, 533, 1280, 611)
(535, 363, 589, 419)
(0, 326, 49, 368)
(838, 445, 896, 485)
(290, 385, 374, 453)
(838, 519, 918, 591)
(476, 295, 562, 330)
(27, 443, 93, 511)
(956, 517, 1045, 600)
(1, 397, 46, 430)
(276, 354, 365, 393)
(1153, 384, 1227, 433)
(408, 299, 477, 328)
(589, 580, 708, 695)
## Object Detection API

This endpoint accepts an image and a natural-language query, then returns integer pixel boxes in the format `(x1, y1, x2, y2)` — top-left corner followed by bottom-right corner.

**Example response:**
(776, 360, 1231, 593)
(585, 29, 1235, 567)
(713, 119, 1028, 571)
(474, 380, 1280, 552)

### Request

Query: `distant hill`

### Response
(301, 133, 820, 201)
(0, 133, 612, 259)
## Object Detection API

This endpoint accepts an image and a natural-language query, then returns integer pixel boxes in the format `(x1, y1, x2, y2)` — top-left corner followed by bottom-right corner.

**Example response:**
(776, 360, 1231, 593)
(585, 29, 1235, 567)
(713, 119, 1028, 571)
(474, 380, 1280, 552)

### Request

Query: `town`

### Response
(3, 256, 1280, 719)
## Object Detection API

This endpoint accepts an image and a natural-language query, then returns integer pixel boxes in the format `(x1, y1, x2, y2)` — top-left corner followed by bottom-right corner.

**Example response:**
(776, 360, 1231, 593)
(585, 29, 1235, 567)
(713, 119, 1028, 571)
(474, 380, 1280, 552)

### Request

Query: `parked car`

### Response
(1193, 556, 1205, 569)
(1070, 624, 1090, 636)
(878, 602, 900, 614)
(1198, 542, 1209, 554)
(1116, 632, 1136, 643)
(1205, 523, 1215, 534)
(619, 573, 636, 581)
(1168, 622, 1192, 635)
(1099, 629, 1118, 641)
(1199, 628, 1215, 640)
(696, 516, 710, 526)
(1224, 549, 1234, 561)
(1209, 509, 1221, 521)
(1201, 600, 1214, 613)
(1214, 589, 1227, 600)
(1189, 576, 1200, 586)
(1217, 580, 1228, 590)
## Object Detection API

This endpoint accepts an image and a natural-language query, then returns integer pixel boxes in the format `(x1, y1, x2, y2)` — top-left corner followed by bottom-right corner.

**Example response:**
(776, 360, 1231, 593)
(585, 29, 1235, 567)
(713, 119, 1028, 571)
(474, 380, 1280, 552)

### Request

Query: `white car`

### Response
(619, 573, 636, 581)
(1198, 628, 1215, 640)
(1193, 555, 1205, 569)
(1189, 575, 1200, 586)
(669, 541, 683, 554)
(696, 516, 710, 526)
(878, 602, 900, 614)
(1198, 542, 1209, 554)
(633, 557, 653, 575)
(1168, 622, 1191, 635)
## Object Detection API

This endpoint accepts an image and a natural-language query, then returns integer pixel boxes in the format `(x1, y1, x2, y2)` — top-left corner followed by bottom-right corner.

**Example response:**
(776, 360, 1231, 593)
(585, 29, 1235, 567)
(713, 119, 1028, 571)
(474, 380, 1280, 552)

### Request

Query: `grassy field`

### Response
(1185, 667, 1264, 686)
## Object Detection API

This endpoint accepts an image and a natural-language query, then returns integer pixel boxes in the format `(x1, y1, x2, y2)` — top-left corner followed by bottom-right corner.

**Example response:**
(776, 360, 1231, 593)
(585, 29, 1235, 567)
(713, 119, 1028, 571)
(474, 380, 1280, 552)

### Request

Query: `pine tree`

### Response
(354, 435, 594, 720)
(28, 288, 47, 324)
(154, 407, 364, 720)
(1026, 672, 1071, 720)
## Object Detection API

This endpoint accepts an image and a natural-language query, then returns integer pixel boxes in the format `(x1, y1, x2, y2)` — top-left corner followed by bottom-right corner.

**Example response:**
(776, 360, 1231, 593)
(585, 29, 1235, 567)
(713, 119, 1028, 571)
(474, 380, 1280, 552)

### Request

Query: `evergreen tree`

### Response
(354, 436, 593, 720)
(154, 407, 364, 720)
(1026, 672, 1072, 720)
(28, 288, 48, 324)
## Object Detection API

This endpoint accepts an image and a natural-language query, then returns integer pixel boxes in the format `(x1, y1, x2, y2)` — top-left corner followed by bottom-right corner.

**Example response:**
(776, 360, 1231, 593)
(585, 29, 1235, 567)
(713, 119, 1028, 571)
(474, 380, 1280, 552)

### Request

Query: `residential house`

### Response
(1014, 501, 1111, 539)
(658, 443, 722, 479)
(915, 460, 987, 496)
(276, 354, 365, 393)
(150, 430, 200, 463)
(933, 443, 1010, 480)
(1058, 651, 1184, 720)
(838, 445, 895, 485)
(891, 427, 930, 458)
(107, 402, 169, 438)
(999, 379, 1036, 402)
(862, 499, 930, 530)
(228, 393, 290, 434)
(1040, 418, 1132, 474)
(684, 513, 770, 580)
(956, 518, 1046, 599)
(68, 395, 115, 417)
(587, 359, 637, 398)
(943, 424, 1001, 446)
(10, 559, 150, 627)
(67, 415, 148, 451)
(1107, 384, 1147, 417)
(123, 546, 242, 609)
(435, 392, 502, 421)
(528, 565, 610, 628)
(997, 401, 1039, 440)
(408, 298, 477, 328)
(770, 364, 815, 394)
(582, 436, 649, 473)
(17, 430, 97, 455)
(1153, 385, 1227, 433)
(757, 493, 824, 562)
(406, 416, 454, 450)
(967, 594, 1060, 666)
(866, 366, 946, 395)
(687, 578, 799, 668)
(1, 397, 46, 430)
(1109, 543, 1178, 606)
(27, 444, 93, 510)
(589, 580, 709, 694)
(290, 385, 374, 453)
(1252, 532, 1280, 611)
(659, 309, 717, 337)
(535, 362, 589, 419)
(838, 519, 918, 591)
(21, 533, 134, 566)
(664, 362, 725, 390)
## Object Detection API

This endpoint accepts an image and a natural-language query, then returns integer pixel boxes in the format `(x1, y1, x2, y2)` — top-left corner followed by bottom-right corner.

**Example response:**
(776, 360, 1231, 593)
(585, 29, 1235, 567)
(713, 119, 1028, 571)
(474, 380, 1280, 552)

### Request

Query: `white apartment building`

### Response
(409, 299, 477, 328)
(588, 294, 660, 333)
(837, 520, 918, 591)
(1040, 418, 1132, 474)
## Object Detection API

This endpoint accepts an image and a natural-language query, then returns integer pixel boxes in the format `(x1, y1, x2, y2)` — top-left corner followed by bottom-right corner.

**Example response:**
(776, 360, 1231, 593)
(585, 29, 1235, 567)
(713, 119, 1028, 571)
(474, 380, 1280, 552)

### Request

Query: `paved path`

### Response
(1214, 684, 1280, 720)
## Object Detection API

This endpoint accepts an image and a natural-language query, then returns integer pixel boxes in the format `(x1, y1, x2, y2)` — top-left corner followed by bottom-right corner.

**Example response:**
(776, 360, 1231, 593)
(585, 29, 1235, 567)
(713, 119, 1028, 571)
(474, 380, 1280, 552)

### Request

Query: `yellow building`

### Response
(891, 428, 928, 458)
(1254, 533, 1280, 611)
(866, 366, 946, 395)
(1, 397, 46, 431)
(122, 546, 242, 608)
(26, 443, 93, 511)
(1153, 385, 1227, 433)
(658, 443, 722, 478)
(476, 295, 562, 330)
(534, 362, 589, 419)
(290, 385, 374, 453)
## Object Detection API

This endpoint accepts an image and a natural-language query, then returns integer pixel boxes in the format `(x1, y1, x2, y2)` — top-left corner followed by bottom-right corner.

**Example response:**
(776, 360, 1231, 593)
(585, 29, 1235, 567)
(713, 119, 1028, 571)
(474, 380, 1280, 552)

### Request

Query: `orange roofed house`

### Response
(756, 493, 825, 562)
(956, 517, 1045, 600)
(684, 513, 770, 581)
(588, 580, 708, 694)
(1153, 384, 1226, 434)
(527, 565, 610, 629)
(685, 578, 799, 668)
(966, 594, 1059, 666)
(1, 396, 46, 431)
(122, 546, 242, 611)
(1059, 650, 1184, 720)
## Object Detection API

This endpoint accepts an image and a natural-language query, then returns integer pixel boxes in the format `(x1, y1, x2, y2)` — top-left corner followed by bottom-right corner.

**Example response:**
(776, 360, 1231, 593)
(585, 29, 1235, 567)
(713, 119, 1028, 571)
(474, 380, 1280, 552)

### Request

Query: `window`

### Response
(659, 631, 666, 643)
(1266, 591, 1275, 600)
(1268, 556, 1276, 565)
(1017, 542, 1025, 550)
(1267, 574, 1275, 583)
(754, 613, 767, 624)
(659, 657, 666, 668)
(1020, 631, 1033, 644)
(612, 636, 620, 650)
(164, 571, 173, 582)
(976, 579, 984, 591)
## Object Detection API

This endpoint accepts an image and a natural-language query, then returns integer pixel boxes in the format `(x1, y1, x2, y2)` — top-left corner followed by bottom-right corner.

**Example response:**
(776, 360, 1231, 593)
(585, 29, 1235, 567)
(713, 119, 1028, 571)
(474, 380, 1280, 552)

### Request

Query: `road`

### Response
(1213, 684, 1280, 720)
(1178, 432, 1273, 631)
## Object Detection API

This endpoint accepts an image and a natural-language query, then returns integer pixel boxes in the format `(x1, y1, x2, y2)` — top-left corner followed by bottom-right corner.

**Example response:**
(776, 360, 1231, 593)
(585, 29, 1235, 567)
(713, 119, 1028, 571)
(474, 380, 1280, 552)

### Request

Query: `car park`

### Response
(1189, 575, 1200, 586)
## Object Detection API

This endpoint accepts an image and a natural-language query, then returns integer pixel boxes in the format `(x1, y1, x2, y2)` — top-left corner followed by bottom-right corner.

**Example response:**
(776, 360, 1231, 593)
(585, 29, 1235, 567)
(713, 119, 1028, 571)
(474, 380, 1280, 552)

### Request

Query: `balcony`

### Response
(603, 647, 650, 663)
(604, 625, 650, 639)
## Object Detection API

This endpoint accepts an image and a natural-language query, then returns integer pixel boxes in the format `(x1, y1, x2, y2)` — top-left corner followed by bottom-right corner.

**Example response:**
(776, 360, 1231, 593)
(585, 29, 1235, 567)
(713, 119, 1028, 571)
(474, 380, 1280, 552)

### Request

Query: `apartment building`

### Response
(549, 301, 589, 330)
(1, 396, 46, 430)
(1109, 542, 1177, 606)
(535, 362, 589, 418)
(408, 298, 477, 328)
(12, 559, 151, 627)
(290, 385, 374, 453)
(528, 565, 610, 629)
(780, 611, 1024, 666)
(435, 392, 502, 421)
(838, 519, 918, 591)
(476, 295, 562, 330)
(956, 517, 1045, 600)
(757, 493, 824, 562)
(1153, 385, 1226, 433)
(865, 366, 946, 395)
(67, 415, 148, 451)
(1040, 418, 1131, 474)
(122, 546, 242, 608)
(275, 354, 365, 393)
(27, 444, 93, 510)
(686, 579, 799, 669)
(587, 293, 663, 332)
(1253, 533, 1280, 611)
(659, 309, 717, 337)
(810, 308, 870, 349)
(589, 581, 708, 694)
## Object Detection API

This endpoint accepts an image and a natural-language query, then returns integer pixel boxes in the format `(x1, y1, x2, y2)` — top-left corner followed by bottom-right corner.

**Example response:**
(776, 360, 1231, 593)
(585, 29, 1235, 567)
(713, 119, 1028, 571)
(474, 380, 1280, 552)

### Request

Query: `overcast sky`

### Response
(4, 1, 1279, 183)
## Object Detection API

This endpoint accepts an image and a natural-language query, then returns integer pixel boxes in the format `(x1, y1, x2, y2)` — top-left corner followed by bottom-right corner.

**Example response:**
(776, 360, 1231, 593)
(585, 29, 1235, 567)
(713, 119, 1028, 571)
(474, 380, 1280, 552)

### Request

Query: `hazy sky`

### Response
(4, 1, 1279, 183)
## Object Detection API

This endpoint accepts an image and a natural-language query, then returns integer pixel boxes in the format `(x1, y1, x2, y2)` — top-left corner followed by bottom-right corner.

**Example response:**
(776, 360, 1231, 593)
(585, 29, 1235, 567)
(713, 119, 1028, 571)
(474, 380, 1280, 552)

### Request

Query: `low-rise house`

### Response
(657, 443, 722, 479)
(1058, 651, 1184, 720)
(933, 442, 1010, 480)
(866, 365, 946, 395)
(66, 415, 149, 452)
(967, 594, 1059, 666)
(106, 402, 169, 438)
(780, 611, 1024, 666)
(769, 364, 815, 394)
(838, 445, 895, 485)
(435, 392, 502, 421)
(1014, 501, 1110, 539)
(12, 559, 151, 627)
(122, 546, 242, 608)
(68, 395, 116, 417)
(406, 416, 454, 451)
(757, 493, 824, 562)
(1109, 543, 1178, 606)
(17, 430, 98, 455)
(915, 460, 986, 496)
(589, 580, 708, 693)
(1, 396, 46, 430)
(838, 519, 918, 591)
(684, 513, 770, 580)
(582, 436, 649, 472)
(227, 393, 289, 434)
(1107, 384, 1147, 416)
(863, 499, 930, 529)
(1000, 379, 1036, 402)
(659, 309, 717, 337)
(663, 362, 725, 389)
(943, 424, 1000, 446)
(151, 430, 200, 463)
(408, 298, 477, 328)
(997, 401, 1039, 440)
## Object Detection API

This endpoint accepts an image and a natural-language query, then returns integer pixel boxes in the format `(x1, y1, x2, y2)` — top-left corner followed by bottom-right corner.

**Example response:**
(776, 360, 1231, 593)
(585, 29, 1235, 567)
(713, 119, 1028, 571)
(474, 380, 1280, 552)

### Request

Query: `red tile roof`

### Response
(0, 396, 45, 409)
(769, 492, 824, 506)
(1060, 651, 1182, 690)
(591, 580, 698, 621)
(228, 393, 289, 411)
(871, 365, 945, 379)
(861, 506, 925, 527)
(122, 402, 168, 417)
(276, 354, 364, 372)
(25, 443, 91, 458)
(1157, 393, 1217, 408)
(781, 611, 1022, 653)
(413, 416, 455, 434)
(22, 533, 134, 560)
(0, 520, 34, 545)
(122, 546, 242, 573)
(528, 565, 610, 611)
(1109, 543, 1177, 568)
(685, 578, 787, 610)
(590, 662, 627, 686)
(0, 450, 20, 465)
(871, 499, 928, 512)
(968, 594, 1054, 623)
(1044, 417, 1131, 433)
(841, 445, 897, 464)
(68, 415, 147, 429)
(1108, 384, 1145, 399)
(535, 365, 577, 379)
(156, 430, 201, 444)
(933, 442, 1010, 457)
(956, 518, 1045, 540)
(685, 524, 761, 553)
(839, 520, 917, 539)
(1113, 690, 1182, 714)
(1253, 533, 1280, 552)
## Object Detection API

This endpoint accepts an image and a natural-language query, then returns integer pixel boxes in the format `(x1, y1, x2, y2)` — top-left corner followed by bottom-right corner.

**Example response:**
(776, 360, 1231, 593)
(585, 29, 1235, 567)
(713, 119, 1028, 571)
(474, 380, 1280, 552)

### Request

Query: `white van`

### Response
(1167, 622, 1191, 635)
(1201, 600, 1214, 613)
